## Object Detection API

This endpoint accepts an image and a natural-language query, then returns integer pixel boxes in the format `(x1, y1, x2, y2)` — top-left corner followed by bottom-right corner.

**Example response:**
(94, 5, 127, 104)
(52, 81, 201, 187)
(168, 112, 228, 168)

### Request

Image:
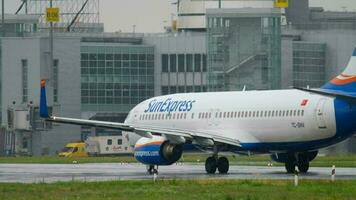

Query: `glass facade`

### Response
(80, 45, 155, 112)
(207, 9, 281, 91)
(161, 53, 207, 73)
(53, 60, 59, 103)
(161, 53, 208, 95)
(21, 59, 28, 103)
(293, 42, 326, 88)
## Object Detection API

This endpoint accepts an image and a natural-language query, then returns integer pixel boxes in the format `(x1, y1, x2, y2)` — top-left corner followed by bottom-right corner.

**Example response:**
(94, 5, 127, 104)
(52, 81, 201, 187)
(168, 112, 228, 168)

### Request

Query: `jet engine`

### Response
(134, 136, 183, 165)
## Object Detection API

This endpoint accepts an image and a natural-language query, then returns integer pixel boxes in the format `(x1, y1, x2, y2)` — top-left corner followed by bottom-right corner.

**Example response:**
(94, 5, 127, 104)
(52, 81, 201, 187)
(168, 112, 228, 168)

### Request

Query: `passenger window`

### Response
(209, 113, 212, 119)
(294, 110, 297, 116)
(215, 112, 218, 118)
(219, 112, 222, 118)
(107, 139, 112, 145)
(245, 111, 248, 118)
(238, 112, 241, 118)
(253, 111, 255, 117)
(191, 113, 195, 119)
(227, 112, 230, 118)
(184, 113, 187, 119)
(173, 113, 176, 119)
(117, 139, 122, 145)
(301, 110, 305, 116)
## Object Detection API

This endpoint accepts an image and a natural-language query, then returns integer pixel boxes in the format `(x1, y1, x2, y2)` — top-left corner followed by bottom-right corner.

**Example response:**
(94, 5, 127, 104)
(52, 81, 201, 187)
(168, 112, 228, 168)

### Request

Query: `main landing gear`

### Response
(205, 156, 229, 174)
(285, 153, 310, 173)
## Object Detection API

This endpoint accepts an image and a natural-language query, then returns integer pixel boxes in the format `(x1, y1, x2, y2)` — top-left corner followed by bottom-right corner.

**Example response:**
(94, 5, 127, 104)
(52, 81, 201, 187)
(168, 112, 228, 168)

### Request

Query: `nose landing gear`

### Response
(147, 165, 159, 175)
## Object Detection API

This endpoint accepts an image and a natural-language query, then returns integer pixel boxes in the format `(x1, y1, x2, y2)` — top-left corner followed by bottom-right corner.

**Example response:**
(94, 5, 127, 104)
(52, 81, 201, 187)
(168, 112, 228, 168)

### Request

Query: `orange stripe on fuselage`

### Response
(134, 141, 163, 149)
(330, 74, 356, 85)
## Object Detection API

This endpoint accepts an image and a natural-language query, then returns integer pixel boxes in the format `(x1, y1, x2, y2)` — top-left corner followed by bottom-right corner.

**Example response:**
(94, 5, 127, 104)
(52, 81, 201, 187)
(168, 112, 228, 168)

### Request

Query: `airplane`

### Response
(40, 48, 356, 175)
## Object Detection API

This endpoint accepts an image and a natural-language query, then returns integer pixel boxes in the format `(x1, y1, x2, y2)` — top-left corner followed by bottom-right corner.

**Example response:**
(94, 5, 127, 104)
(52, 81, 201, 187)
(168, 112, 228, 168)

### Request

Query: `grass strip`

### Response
(0, 179, 355, 200)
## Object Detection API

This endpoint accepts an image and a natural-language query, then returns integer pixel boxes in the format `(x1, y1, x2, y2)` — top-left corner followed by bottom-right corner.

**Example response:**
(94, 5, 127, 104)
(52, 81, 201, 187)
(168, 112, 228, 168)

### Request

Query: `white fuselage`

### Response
(126, 89, 337, 146)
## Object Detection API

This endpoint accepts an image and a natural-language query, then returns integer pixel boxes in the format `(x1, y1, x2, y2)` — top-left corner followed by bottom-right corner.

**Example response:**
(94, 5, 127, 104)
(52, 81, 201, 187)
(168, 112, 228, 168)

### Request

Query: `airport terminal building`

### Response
(1, 0, 356, 156)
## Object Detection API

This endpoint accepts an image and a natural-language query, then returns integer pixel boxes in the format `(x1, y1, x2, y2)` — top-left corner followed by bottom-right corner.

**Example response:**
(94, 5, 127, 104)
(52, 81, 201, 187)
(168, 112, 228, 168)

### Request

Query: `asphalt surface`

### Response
(0, 163, 355, 183)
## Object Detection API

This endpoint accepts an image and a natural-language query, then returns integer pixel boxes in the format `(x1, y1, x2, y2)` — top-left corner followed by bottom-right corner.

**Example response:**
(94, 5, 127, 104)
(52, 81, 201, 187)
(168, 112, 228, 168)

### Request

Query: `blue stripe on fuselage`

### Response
(236, 98, 356, 153)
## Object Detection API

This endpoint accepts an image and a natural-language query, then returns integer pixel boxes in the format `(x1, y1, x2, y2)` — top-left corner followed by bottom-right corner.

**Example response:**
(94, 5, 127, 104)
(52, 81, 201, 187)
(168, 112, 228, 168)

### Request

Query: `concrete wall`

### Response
(1, 37, 82, 155)
(281, 37, 294, 89)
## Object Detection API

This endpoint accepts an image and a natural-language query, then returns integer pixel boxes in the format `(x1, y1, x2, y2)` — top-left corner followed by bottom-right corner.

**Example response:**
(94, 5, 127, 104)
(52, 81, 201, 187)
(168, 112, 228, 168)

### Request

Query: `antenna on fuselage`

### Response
(242, 85, 247, 91)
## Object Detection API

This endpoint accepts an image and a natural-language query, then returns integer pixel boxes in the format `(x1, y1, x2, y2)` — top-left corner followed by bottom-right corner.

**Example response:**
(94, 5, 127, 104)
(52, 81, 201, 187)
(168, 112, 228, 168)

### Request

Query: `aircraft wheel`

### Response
(147, 165, 156, 175)
(217, 157, 229, 174)
(298, 157, 309, 173)
(285, 162, 296, 174)
(205, 156, 217, 174)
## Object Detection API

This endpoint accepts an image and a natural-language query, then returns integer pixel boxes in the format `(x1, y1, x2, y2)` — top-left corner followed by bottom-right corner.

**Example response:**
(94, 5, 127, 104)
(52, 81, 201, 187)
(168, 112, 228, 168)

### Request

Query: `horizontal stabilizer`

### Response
(294, 87, 356, 100)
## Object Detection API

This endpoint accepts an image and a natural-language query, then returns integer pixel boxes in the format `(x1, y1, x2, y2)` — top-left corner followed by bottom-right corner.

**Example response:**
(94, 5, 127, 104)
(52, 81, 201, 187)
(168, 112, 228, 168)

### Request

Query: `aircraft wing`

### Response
(46, 116, 241, 147)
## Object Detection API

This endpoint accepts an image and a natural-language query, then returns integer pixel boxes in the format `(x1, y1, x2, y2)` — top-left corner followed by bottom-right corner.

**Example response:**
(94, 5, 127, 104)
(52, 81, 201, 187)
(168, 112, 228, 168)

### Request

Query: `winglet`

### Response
(40, 79, 50, 118)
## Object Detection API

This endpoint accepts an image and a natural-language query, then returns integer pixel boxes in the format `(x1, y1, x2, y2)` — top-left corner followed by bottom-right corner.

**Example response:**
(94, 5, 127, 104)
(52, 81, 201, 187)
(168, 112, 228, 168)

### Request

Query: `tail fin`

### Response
(322, 48, 356, 94)
(40, 79, 50, 118)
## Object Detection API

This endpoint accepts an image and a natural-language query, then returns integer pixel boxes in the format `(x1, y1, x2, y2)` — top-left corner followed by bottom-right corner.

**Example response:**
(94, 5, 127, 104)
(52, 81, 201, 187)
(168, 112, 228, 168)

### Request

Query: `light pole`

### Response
(2, 0, 5, 37)
(49, 0, 54, 83)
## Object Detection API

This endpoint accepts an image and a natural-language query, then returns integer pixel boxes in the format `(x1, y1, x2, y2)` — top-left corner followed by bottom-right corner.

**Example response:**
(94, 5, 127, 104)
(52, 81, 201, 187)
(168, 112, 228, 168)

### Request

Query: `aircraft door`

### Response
(132, 109, 139, 124)
(315, 98, 327, 129)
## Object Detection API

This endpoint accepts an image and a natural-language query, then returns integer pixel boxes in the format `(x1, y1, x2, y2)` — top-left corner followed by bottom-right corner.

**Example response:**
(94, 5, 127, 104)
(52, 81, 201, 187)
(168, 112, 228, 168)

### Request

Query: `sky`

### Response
(2, 0, 356, 33)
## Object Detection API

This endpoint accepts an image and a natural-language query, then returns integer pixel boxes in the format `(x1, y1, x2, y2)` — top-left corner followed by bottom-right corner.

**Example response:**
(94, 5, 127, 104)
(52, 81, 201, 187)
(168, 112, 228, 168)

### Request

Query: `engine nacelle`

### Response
(134, 136, 183, 165)
(271, 151, 318, 163)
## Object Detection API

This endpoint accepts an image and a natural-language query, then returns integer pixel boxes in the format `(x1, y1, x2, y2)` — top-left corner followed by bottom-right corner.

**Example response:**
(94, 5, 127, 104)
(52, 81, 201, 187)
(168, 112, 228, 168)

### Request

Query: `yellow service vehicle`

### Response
(58, 142, 88, 157)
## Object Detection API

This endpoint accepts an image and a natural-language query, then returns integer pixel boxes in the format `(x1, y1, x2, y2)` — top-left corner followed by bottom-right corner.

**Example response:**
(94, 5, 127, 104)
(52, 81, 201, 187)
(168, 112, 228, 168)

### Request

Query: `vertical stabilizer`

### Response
(322, 48, 356, 94)
(40, 79, 49, 118)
